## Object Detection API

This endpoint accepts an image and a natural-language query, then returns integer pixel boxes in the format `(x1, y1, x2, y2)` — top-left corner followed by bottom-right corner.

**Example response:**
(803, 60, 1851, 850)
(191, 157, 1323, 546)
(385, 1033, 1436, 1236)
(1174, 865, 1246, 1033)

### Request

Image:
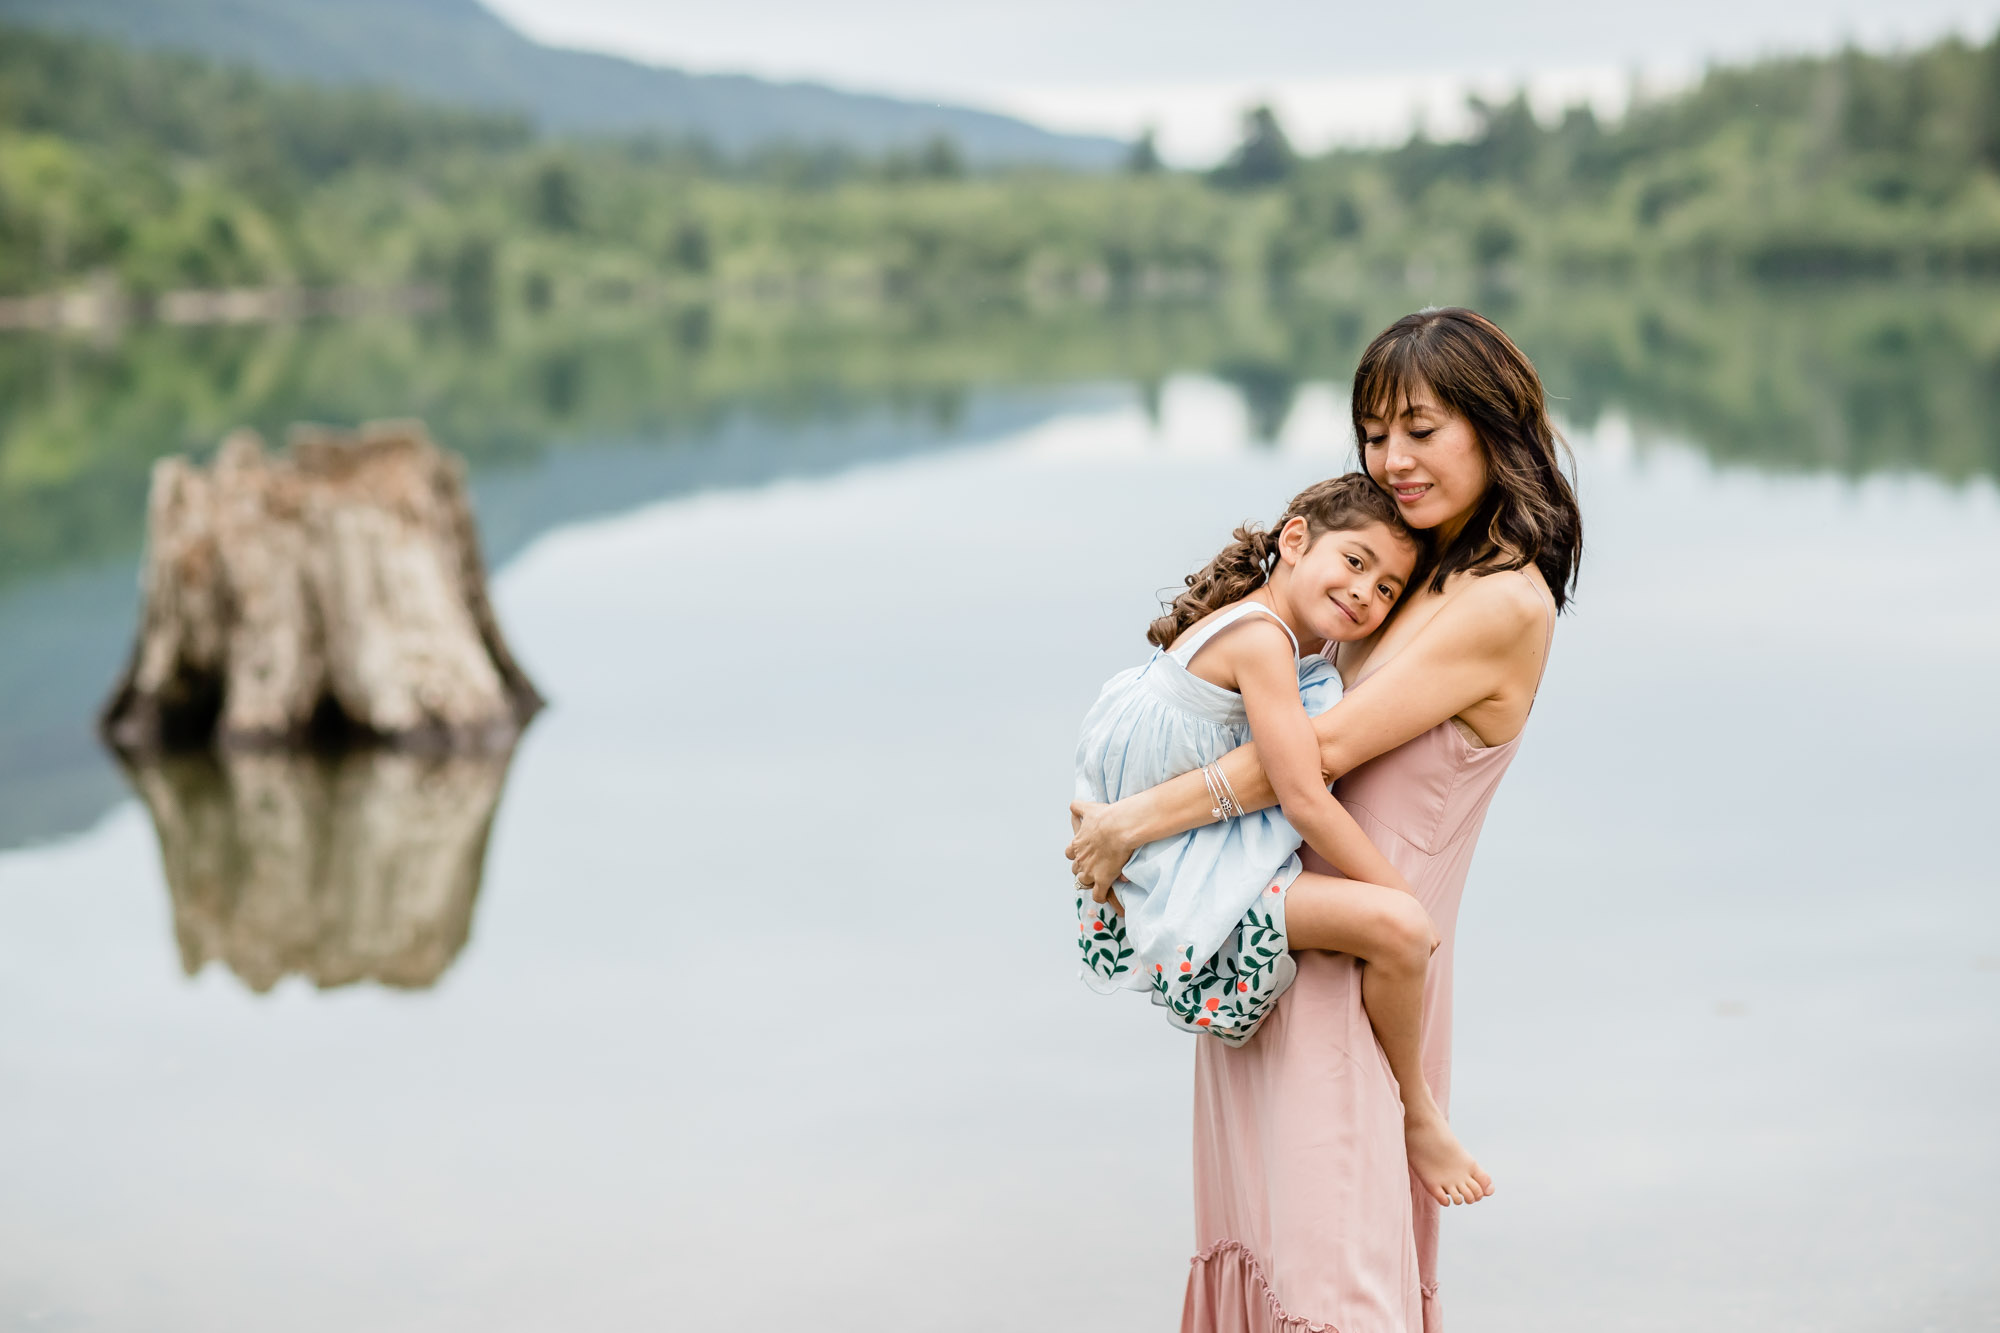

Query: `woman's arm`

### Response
(1232, 631, 1412, 893)
(1067, 580, 1542, 898)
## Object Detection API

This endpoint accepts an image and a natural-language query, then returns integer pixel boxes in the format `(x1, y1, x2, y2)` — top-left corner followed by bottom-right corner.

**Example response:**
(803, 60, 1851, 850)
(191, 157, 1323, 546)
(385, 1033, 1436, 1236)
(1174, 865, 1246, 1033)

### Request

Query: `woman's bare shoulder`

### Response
(1433, 567, 1551, 657)
(1343, 568, 1549, 684)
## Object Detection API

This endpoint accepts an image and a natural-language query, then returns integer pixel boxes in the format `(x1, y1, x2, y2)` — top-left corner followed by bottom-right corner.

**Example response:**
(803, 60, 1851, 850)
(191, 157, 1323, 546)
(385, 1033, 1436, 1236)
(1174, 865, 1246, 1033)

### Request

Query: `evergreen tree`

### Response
(1126, 128, 1162, 175)
(917, 135, 963, 179)
(1212, 105, 1295, 188)
(1980, 29, 2000, 169)
(532, 162, 582, 231)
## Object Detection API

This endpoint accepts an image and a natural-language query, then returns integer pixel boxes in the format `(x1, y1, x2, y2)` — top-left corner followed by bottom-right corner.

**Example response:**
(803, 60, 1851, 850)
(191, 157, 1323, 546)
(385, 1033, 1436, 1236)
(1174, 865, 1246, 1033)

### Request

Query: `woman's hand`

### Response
(1067, 800, 1138, 902)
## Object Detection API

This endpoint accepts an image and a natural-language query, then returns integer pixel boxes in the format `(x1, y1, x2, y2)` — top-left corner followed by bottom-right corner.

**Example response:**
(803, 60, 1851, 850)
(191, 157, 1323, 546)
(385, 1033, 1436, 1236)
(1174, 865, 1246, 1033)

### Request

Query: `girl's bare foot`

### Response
(1405, 1109, 1492, 1206)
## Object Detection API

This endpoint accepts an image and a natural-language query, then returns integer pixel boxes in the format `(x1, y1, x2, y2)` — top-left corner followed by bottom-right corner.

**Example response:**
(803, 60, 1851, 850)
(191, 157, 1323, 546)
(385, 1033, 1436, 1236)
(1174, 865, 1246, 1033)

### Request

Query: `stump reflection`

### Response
(125, 748, 515, 992)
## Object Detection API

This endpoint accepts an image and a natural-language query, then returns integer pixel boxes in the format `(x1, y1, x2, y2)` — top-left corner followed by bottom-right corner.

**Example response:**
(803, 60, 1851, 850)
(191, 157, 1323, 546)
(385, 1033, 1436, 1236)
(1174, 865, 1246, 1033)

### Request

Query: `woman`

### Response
(1067, 307, 1581, 1333)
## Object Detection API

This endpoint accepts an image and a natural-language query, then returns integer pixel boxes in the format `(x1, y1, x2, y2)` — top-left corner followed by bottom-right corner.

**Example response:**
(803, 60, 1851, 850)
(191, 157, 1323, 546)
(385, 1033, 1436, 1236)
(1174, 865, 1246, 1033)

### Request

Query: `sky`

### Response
(482, 0, 2000, 162)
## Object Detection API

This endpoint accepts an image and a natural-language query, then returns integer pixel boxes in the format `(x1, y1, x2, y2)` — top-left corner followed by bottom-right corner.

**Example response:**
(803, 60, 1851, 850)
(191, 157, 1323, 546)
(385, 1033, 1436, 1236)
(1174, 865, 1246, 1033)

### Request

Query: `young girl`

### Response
(1074, 473, 1487, 1204)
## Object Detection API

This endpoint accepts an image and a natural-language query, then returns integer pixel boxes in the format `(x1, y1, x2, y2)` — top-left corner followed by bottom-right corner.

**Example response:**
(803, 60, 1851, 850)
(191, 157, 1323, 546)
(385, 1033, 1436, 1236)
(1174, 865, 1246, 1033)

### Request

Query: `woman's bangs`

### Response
(1351, 335, 1432, 434)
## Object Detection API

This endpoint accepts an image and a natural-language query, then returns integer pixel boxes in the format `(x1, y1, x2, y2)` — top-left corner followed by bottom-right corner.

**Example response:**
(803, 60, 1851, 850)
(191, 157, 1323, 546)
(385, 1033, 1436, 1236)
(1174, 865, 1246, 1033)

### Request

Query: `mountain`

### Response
(0, 0, 1124, 168)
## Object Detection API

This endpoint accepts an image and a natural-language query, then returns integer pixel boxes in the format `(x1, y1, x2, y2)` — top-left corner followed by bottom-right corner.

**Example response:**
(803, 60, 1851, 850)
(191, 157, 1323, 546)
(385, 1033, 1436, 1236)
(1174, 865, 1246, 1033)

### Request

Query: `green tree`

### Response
(1472, 216, 1520, 267)
(669, 219, 710, 274)
(532, 161, 583, 231)
(447, 233, 496, 329)
(1126, 128, 1162, 175)
(1212, 105, 1295, 188)
(917, 135, 963, 179)
(1979, 29, 2000, 168)
(1329, 193, 1362, 238)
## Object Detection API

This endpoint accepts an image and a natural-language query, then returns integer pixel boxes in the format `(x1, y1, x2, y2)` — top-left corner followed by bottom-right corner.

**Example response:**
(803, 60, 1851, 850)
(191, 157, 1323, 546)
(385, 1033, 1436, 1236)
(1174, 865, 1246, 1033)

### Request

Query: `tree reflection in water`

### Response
(121, 749, 515, 992)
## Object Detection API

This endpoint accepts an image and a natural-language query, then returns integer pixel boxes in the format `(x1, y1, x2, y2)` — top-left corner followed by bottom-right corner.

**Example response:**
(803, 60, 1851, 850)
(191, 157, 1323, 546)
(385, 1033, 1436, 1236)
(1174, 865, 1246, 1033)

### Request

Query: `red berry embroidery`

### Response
(1269, 884, 1280, 893)
(1238, 981, 1249, 992)
(1195, 1017, 1211, 1026)
(1180, 962, 1193, 972)
(1154, 963, 1163, 973)
(1205, 997, 1220, 1011)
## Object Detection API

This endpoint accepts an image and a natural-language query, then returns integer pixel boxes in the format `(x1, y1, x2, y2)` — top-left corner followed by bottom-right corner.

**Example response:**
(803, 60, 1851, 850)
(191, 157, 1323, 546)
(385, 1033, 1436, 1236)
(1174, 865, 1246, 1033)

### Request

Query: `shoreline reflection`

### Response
(123, 748, 516, 993)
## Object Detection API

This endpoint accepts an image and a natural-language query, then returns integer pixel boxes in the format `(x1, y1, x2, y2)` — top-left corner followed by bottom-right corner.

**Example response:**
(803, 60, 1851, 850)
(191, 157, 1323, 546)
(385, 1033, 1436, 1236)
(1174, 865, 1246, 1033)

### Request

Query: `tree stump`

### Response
(100, 421, 541, 753)
(127, 749, 510, 992)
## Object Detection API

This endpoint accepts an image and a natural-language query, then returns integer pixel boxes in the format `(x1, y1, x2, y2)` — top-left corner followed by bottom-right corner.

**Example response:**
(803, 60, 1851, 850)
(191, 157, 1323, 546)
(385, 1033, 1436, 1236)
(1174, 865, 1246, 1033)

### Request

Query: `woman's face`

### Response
(1359, 382, 1488, 536)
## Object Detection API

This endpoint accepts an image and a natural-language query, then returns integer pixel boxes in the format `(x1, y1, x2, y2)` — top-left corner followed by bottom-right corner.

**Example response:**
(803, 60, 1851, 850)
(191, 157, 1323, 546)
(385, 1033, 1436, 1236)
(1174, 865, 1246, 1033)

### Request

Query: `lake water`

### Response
(1, 300, 1996, 1331)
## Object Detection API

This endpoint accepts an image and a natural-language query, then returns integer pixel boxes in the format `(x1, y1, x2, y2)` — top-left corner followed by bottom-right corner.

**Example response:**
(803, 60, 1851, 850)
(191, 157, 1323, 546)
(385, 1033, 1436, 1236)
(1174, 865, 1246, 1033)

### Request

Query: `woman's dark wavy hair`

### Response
(1353, 308, 1582, 611)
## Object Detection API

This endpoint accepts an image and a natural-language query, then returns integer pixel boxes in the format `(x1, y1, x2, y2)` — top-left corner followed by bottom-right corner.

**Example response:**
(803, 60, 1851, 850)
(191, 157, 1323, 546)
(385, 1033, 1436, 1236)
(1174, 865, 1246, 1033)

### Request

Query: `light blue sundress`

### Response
(1073, 601, 1343, 1045)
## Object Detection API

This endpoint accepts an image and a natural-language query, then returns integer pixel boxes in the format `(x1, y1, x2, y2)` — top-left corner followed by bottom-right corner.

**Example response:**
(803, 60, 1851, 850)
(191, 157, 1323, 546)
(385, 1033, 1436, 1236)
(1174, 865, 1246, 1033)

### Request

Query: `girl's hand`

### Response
(1067, 800, 1136, 902)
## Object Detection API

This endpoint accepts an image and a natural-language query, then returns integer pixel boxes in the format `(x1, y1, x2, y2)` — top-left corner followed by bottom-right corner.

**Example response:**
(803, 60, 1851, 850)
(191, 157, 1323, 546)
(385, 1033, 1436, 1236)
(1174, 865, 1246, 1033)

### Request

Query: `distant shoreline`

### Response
(0, 283, 444, 334)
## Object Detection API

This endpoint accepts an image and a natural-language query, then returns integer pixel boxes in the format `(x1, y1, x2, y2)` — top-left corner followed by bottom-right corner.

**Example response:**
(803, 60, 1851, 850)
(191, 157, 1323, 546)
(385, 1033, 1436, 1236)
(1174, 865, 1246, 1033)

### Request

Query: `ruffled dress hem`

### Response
(1183, 1240, 1344, 1333)
(1181, 1240, 1436, 1333)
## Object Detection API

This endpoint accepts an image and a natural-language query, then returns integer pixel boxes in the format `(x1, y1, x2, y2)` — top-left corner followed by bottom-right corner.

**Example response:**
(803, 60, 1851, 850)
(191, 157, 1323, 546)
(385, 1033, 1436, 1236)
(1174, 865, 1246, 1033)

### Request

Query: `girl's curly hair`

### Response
(1148, 473, 1420, 649)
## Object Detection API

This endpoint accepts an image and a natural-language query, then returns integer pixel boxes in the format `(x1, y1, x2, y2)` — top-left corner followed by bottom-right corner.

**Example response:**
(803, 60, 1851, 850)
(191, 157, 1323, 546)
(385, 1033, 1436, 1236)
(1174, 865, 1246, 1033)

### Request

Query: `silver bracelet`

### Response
(1201, 762, 1240, 821)
(1212, 762, 1244, 820)
(1199, 763, 1225, 821)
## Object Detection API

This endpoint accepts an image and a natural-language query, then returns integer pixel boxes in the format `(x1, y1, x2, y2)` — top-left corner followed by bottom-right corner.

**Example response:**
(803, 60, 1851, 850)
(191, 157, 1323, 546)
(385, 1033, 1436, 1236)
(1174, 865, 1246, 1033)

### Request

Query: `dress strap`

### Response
(1168, 601, 1300, 668)
(1520, 568, 1558, 702)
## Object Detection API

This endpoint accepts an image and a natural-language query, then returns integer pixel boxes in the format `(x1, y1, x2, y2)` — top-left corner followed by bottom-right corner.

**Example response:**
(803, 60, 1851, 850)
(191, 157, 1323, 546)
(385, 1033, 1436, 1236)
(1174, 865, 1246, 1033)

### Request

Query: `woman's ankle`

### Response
(1402, 1094, 1446, 1129)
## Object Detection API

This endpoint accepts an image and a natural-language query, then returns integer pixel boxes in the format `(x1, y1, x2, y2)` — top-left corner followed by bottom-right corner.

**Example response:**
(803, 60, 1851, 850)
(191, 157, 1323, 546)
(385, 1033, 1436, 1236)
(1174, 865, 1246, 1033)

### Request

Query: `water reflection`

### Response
(123, 748, 515, 992)
(0, 381, 1124, 852)
(5, 289, 1997, 594)
(0, 383, 1994, 1331)
(6, 286, 1999, 852)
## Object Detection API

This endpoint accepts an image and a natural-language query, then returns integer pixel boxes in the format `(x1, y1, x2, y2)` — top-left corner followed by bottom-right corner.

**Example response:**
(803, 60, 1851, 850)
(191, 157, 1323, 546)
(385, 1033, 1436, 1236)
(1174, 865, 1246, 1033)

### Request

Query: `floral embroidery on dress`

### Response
(1075, 883, 1291, 1047)
(1077, 900, 1134, 984)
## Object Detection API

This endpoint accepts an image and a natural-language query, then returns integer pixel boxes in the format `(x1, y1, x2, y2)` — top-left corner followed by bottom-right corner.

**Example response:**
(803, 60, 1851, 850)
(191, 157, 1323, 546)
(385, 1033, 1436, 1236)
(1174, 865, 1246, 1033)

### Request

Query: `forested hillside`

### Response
(1330, 36, 2000, 279)
(0, 0, 1123, 166)
(8, 23, 2000, 310)
(0, 24, 1253, 307)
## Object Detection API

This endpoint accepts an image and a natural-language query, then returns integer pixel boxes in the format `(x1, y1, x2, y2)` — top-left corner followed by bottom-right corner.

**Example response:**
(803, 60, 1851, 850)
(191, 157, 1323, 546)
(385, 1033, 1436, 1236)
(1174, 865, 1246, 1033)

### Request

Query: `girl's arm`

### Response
(1068, 580, 1543, 897)
(1227, 625, 1411, 893)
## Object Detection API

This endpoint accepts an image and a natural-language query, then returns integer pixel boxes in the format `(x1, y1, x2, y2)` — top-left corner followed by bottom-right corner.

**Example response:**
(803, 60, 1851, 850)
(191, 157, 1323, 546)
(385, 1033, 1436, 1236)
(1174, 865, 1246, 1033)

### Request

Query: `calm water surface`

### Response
(1, 332, 1997, 1331)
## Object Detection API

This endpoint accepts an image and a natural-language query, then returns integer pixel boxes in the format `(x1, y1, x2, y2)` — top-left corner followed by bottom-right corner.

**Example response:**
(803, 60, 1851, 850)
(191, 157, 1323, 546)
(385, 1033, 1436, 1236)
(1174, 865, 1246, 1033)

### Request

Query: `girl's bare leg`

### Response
(1284, 871, 1494, 1207)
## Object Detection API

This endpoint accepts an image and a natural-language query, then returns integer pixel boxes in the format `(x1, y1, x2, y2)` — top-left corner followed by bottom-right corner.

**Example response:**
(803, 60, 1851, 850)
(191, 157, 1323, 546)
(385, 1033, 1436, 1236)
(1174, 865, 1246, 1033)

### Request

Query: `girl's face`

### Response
(1359, 382, 1488, 538)
(1276, 518, 1416, 645)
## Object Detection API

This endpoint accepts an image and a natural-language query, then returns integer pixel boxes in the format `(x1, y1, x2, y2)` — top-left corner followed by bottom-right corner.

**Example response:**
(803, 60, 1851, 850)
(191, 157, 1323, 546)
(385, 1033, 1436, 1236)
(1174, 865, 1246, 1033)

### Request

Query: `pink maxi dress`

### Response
(1183, 589, 1552, 1333)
